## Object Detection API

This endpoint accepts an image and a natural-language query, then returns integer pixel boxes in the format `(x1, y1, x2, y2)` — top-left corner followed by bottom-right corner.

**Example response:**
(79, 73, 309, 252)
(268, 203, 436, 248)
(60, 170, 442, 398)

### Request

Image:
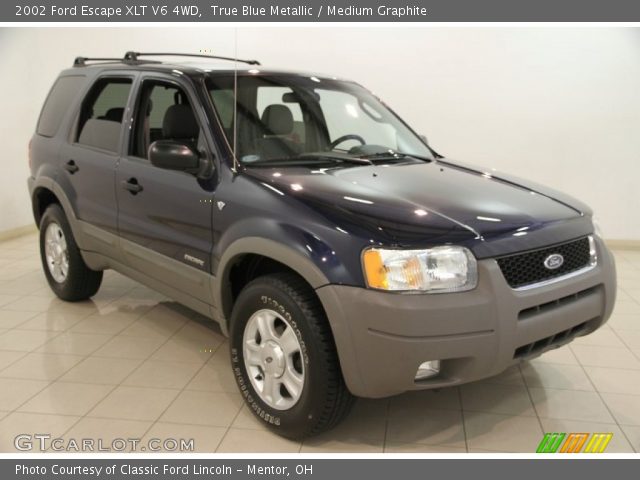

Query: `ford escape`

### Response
(28, 52, 616, 438)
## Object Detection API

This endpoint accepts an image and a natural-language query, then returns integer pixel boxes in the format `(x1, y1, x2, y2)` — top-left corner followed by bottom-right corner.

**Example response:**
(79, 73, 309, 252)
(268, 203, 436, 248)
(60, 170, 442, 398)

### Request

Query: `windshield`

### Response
(206, 74, 434, 166)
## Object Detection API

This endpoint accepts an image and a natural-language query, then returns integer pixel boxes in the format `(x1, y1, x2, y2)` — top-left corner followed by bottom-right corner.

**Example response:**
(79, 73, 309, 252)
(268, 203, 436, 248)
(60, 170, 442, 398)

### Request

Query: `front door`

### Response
(115, 75, 216, 304)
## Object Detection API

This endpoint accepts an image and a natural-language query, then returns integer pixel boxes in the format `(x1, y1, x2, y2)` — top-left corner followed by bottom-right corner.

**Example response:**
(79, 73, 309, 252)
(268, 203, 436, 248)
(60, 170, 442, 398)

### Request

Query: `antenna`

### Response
(232, 34, 240, 173)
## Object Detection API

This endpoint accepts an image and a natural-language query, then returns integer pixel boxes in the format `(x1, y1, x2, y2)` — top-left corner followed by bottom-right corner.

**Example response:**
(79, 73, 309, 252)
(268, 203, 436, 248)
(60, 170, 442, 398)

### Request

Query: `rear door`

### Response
(57, 73, 136, 257)
(115, 73, 216, 304)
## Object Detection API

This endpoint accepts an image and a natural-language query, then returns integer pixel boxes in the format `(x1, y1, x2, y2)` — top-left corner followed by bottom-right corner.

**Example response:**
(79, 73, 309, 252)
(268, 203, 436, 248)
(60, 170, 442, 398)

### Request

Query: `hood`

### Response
(244, 159, 590, 252)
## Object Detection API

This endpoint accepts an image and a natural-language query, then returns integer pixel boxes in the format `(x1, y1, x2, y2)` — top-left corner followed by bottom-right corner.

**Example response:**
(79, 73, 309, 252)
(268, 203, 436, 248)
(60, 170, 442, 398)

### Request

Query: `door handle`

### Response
(64, 160, 79, 174)
(121, 178, 143, 195)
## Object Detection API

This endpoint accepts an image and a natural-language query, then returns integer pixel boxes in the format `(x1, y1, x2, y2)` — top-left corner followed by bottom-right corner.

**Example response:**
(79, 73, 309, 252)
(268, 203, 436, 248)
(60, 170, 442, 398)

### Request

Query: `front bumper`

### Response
(316, 236, 616, 398)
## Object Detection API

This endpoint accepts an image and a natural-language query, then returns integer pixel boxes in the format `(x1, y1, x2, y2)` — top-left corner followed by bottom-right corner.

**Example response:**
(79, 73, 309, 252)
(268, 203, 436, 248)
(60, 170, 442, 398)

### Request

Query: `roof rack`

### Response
(123, 51, 261, 66)
(73, 51, 261, 68)
(73, 56, 125, 66)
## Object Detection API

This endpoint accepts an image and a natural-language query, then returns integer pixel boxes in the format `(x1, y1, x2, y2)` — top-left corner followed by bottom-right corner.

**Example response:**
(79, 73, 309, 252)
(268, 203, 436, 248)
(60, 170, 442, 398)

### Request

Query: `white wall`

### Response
(1, 27, 639, 239)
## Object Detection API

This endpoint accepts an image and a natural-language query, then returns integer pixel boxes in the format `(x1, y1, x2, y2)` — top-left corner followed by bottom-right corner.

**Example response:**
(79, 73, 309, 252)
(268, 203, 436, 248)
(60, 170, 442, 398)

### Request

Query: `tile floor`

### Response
(1, 232, 639, 453)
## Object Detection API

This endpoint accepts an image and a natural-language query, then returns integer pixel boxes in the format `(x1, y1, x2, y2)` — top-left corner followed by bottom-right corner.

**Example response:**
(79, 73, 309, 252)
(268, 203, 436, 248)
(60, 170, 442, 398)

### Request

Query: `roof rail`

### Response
(73, 56, 125, 67)
(123, 51, 261, 66)
(73, 55, 163, 67)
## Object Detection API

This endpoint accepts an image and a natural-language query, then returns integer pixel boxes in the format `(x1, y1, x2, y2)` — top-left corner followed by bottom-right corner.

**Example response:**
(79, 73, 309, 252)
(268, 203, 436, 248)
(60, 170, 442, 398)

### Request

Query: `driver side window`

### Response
(130, 80, 202, 160)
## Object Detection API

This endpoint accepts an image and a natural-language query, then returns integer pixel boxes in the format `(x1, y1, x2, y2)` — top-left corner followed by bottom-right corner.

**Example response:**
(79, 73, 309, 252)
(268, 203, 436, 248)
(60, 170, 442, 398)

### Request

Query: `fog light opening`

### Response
(415, 360, 441, 381)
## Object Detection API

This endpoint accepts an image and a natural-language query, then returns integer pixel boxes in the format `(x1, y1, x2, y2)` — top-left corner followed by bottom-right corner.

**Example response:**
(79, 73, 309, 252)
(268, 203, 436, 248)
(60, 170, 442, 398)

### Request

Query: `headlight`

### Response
(362, 246, 478, 292)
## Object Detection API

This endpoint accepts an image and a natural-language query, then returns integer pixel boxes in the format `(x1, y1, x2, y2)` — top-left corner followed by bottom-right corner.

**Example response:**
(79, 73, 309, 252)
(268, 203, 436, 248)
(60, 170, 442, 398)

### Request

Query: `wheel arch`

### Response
(31, 185, 61, 227)
(30, 177, 88, 252)
(213, 237, 330, 332)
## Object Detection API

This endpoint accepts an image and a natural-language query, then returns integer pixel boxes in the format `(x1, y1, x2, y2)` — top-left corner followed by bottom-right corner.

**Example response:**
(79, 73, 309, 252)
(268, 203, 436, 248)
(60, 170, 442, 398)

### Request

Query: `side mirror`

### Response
(419, 134, 429, 145)
(149, 140, 200, 173)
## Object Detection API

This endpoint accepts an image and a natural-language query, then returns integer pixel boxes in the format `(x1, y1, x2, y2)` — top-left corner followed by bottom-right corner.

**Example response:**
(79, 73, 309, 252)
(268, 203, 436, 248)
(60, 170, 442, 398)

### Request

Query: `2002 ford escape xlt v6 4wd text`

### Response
(29, 52, 616, 438)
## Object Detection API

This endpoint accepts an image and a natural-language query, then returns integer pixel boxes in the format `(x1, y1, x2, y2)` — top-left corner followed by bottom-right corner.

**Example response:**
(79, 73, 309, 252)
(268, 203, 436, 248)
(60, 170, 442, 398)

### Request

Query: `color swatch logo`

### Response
(536, 432, 613, 453)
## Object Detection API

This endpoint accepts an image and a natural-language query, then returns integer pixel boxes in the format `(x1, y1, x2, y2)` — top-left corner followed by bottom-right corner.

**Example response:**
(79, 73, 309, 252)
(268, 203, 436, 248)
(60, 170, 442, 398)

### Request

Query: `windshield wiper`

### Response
(358, 151, 433, 162)
(299, 153, 373, 165)
(243, 153, 373, 168)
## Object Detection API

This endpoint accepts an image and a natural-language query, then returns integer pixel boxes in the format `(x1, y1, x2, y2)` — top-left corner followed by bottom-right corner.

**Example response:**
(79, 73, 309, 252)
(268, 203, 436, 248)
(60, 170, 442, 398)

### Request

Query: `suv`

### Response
(29, 52, 616, 439)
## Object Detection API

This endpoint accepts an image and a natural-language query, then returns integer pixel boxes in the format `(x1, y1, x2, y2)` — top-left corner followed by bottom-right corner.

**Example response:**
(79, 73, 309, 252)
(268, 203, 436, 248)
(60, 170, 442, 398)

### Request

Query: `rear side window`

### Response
(36, 75, 86, 137)
(76, 77, 132, 152)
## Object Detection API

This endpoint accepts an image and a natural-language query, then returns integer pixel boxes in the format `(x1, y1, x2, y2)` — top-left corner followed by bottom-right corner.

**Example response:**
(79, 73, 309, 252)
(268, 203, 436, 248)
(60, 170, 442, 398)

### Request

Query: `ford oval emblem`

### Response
(544, 253, 564, 270)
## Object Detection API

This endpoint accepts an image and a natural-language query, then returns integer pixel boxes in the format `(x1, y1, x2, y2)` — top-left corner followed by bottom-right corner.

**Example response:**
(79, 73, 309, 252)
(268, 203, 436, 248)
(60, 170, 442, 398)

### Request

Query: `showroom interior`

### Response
(0, 27, 639, 453)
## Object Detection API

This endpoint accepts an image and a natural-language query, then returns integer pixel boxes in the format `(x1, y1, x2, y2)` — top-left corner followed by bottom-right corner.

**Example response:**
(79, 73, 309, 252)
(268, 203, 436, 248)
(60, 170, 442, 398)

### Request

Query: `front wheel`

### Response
(230, 273, 354, 439)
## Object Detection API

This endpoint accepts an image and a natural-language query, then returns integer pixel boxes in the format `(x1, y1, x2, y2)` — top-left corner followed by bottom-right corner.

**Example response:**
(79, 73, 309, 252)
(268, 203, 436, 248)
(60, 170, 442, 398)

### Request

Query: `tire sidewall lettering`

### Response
(260, 295, 309, 364)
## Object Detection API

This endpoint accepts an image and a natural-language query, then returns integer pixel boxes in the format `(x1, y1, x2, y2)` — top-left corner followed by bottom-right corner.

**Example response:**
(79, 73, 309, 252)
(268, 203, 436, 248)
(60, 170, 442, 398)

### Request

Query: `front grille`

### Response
(497, 237, 591, 289)
(513, 321, 590, 359)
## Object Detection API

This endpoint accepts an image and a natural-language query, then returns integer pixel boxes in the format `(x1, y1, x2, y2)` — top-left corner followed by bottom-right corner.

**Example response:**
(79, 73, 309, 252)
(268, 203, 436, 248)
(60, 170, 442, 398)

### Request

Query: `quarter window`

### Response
(37, 75, 86, 138)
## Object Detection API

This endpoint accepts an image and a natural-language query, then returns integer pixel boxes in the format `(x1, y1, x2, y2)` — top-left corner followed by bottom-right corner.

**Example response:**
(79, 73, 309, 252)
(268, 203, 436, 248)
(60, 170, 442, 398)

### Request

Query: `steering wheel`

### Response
(330, 134, 366, 150)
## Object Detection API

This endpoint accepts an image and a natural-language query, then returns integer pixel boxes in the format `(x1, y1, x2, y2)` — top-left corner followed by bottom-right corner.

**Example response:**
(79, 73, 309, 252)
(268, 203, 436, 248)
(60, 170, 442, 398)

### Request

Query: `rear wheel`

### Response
(39, 204, 103, 301)
(230, 273, 354, 439)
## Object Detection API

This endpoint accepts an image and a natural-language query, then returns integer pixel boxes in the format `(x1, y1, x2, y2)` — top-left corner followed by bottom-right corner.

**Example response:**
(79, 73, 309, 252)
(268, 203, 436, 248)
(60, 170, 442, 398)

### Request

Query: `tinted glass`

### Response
(36, 75, 86, 137)
(77, 78, 132, 152)
(210, 89, 234, 129)
(91, 83, 131, 120)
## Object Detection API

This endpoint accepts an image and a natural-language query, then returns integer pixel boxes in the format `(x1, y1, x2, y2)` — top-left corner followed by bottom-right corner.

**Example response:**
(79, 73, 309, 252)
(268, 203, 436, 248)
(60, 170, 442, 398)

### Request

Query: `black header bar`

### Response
(4, 0, 640, 23)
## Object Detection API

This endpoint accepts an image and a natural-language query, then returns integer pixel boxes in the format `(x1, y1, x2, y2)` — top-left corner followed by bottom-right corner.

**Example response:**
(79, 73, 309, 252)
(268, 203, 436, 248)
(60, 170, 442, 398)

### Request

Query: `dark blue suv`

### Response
(28, 52, 616, 438)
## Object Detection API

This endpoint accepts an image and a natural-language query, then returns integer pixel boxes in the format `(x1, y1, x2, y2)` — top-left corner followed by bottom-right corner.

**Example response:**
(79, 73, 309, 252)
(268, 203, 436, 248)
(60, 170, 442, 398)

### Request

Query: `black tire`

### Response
(230, 272, 354, 439)
(39, 204, 103, 301)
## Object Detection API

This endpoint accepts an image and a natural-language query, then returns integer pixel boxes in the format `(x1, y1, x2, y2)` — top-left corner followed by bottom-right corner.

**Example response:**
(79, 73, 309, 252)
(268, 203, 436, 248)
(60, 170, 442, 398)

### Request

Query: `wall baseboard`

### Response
(605, 239, 640, 250)
(0, 224, 37, 242)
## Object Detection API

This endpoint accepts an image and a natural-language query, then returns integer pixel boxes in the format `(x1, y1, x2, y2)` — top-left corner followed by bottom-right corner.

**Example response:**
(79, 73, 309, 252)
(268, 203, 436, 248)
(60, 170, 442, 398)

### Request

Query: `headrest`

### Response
(162, 104, 199, 140)
(102, 107, 124, 123)
(261, 105, 294, 136)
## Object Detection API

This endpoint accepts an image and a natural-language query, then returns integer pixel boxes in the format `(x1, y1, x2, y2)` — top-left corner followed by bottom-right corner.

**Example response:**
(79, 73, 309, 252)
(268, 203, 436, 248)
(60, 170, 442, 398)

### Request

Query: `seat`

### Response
(99, 107, 124, 123)
(162, 104, 199, 144)
(256, 104, 300, 159)
(261, 104, 294, 136)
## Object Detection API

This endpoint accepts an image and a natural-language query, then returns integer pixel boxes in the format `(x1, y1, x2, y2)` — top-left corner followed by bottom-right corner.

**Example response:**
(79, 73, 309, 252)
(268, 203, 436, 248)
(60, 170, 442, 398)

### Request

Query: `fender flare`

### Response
(212, 236, 330, 328)
(212, 236, 365, 395)
(30, 177, 78, 233)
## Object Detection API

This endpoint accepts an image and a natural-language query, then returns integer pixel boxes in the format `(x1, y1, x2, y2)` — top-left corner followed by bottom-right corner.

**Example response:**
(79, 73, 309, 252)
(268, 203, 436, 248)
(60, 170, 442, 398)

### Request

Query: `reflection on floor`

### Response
(1, 233, 639, 452)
